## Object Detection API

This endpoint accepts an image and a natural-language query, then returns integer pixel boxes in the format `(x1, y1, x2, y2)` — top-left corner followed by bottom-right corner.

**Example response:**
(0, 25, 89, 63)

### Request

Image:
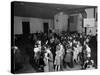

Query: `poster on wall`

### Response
(84, 18, 95, 27)
(87, 27, 96, 36)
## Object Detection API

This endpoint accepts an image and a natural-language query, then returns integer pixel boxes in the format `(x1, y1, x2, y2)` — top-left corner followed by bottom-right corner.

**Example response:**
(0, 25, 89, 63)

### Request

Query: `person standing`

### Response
(44, 50, 49, 72)
(54, 49, 61, 71)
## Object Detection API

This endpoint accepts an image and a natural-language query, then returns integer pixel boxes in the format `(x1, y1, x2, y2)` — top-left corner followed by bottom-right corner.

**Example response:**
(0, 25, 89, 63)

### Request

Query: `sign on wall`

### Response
(84, 18, 95, 27)
(86, 27, 96, 36)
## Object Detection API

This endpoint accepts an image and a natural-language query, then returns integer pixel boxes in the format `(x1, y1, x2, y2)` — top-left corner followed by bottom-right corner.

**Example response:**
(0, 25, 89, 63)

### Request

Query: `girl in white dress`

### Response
(86, 44, 91, 59)
(54, 44, 62, 71)
(33, 41, 41, 65)
(73, 45, 78, 64)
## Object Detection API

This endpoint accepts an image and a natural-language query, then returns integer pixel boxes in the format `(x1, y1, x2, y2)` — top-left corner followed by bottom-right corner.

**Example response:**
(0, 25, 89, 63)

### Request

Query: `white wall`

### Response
(85, 8, 97, 36)
(30, 18, 43, 33)
(14, 16, 53, 35)
(85, 8, 94, 18)
(54, 12, 68, 33)
(77, 13, 84, 33)
(54, 12, 83, 33)
(69, 13, 84, 33)
(14, 16, 23, 34)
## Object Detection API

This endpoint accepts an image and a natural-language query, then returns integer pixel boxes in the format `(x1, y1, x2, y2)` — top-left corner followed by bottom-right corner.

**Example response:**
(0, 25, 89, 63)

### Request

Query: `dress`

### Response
(55, 51, 61, 65)
(73, 47, 78, 61)
(48, 52, 54, 71)
(86, 46, 91, 58)
(64, 49, 72, 63)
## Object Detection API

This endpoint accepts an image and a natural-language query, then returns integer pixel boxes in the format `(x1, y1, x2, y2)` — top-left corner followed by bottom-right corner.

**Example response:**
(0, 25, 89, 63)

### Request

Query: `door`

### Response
(68, 18, 70, 32)
(22, 22, 30, 35)
(43, 23, 49, 34)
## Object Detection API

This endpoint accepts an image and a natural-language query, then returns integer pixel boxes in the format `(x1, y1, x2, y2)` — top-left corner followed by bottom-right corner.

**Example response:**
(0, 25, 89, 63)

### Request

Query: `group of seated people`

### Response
(12, 31, 97, 72)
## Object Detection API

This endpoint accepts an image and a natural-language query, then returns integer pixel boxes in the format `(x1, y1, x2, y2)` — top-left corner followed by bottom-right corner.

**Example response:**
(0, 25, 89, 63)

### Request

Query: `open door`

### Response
(43, 23, 49, 34)
(22, 22, 30, 35)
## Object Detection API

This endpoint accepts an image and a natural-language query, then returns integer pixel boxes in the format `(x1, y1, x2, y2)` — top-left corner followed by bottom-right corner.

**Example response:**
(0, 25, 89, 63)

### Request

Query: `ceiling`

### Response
(12, 1, 97, 19)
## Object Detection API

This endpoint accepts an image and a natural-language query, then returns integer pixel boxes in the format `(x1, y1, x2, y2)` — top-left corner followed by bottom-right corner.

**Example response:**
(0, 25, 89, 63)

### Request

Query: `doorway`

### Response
(22, 22, 30, 35)
(43, 23, 49, 34)
(68, 17, 70, 32)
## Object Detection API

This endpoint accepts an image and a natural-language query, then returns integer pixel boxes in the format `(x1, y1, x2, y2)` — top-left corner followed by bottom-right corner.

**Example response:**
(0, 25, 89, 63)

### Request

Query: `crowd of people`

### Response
(12, 31, 97, 72)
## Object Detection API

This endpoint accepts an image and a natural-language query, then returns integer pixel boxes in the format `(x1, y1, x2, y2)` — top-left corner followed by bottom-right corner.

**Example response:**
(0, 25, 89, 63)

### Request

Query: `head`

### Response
(73, 39, 76, 43)
(77, 41, 80, 45)
(86, 38, 90, 43)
